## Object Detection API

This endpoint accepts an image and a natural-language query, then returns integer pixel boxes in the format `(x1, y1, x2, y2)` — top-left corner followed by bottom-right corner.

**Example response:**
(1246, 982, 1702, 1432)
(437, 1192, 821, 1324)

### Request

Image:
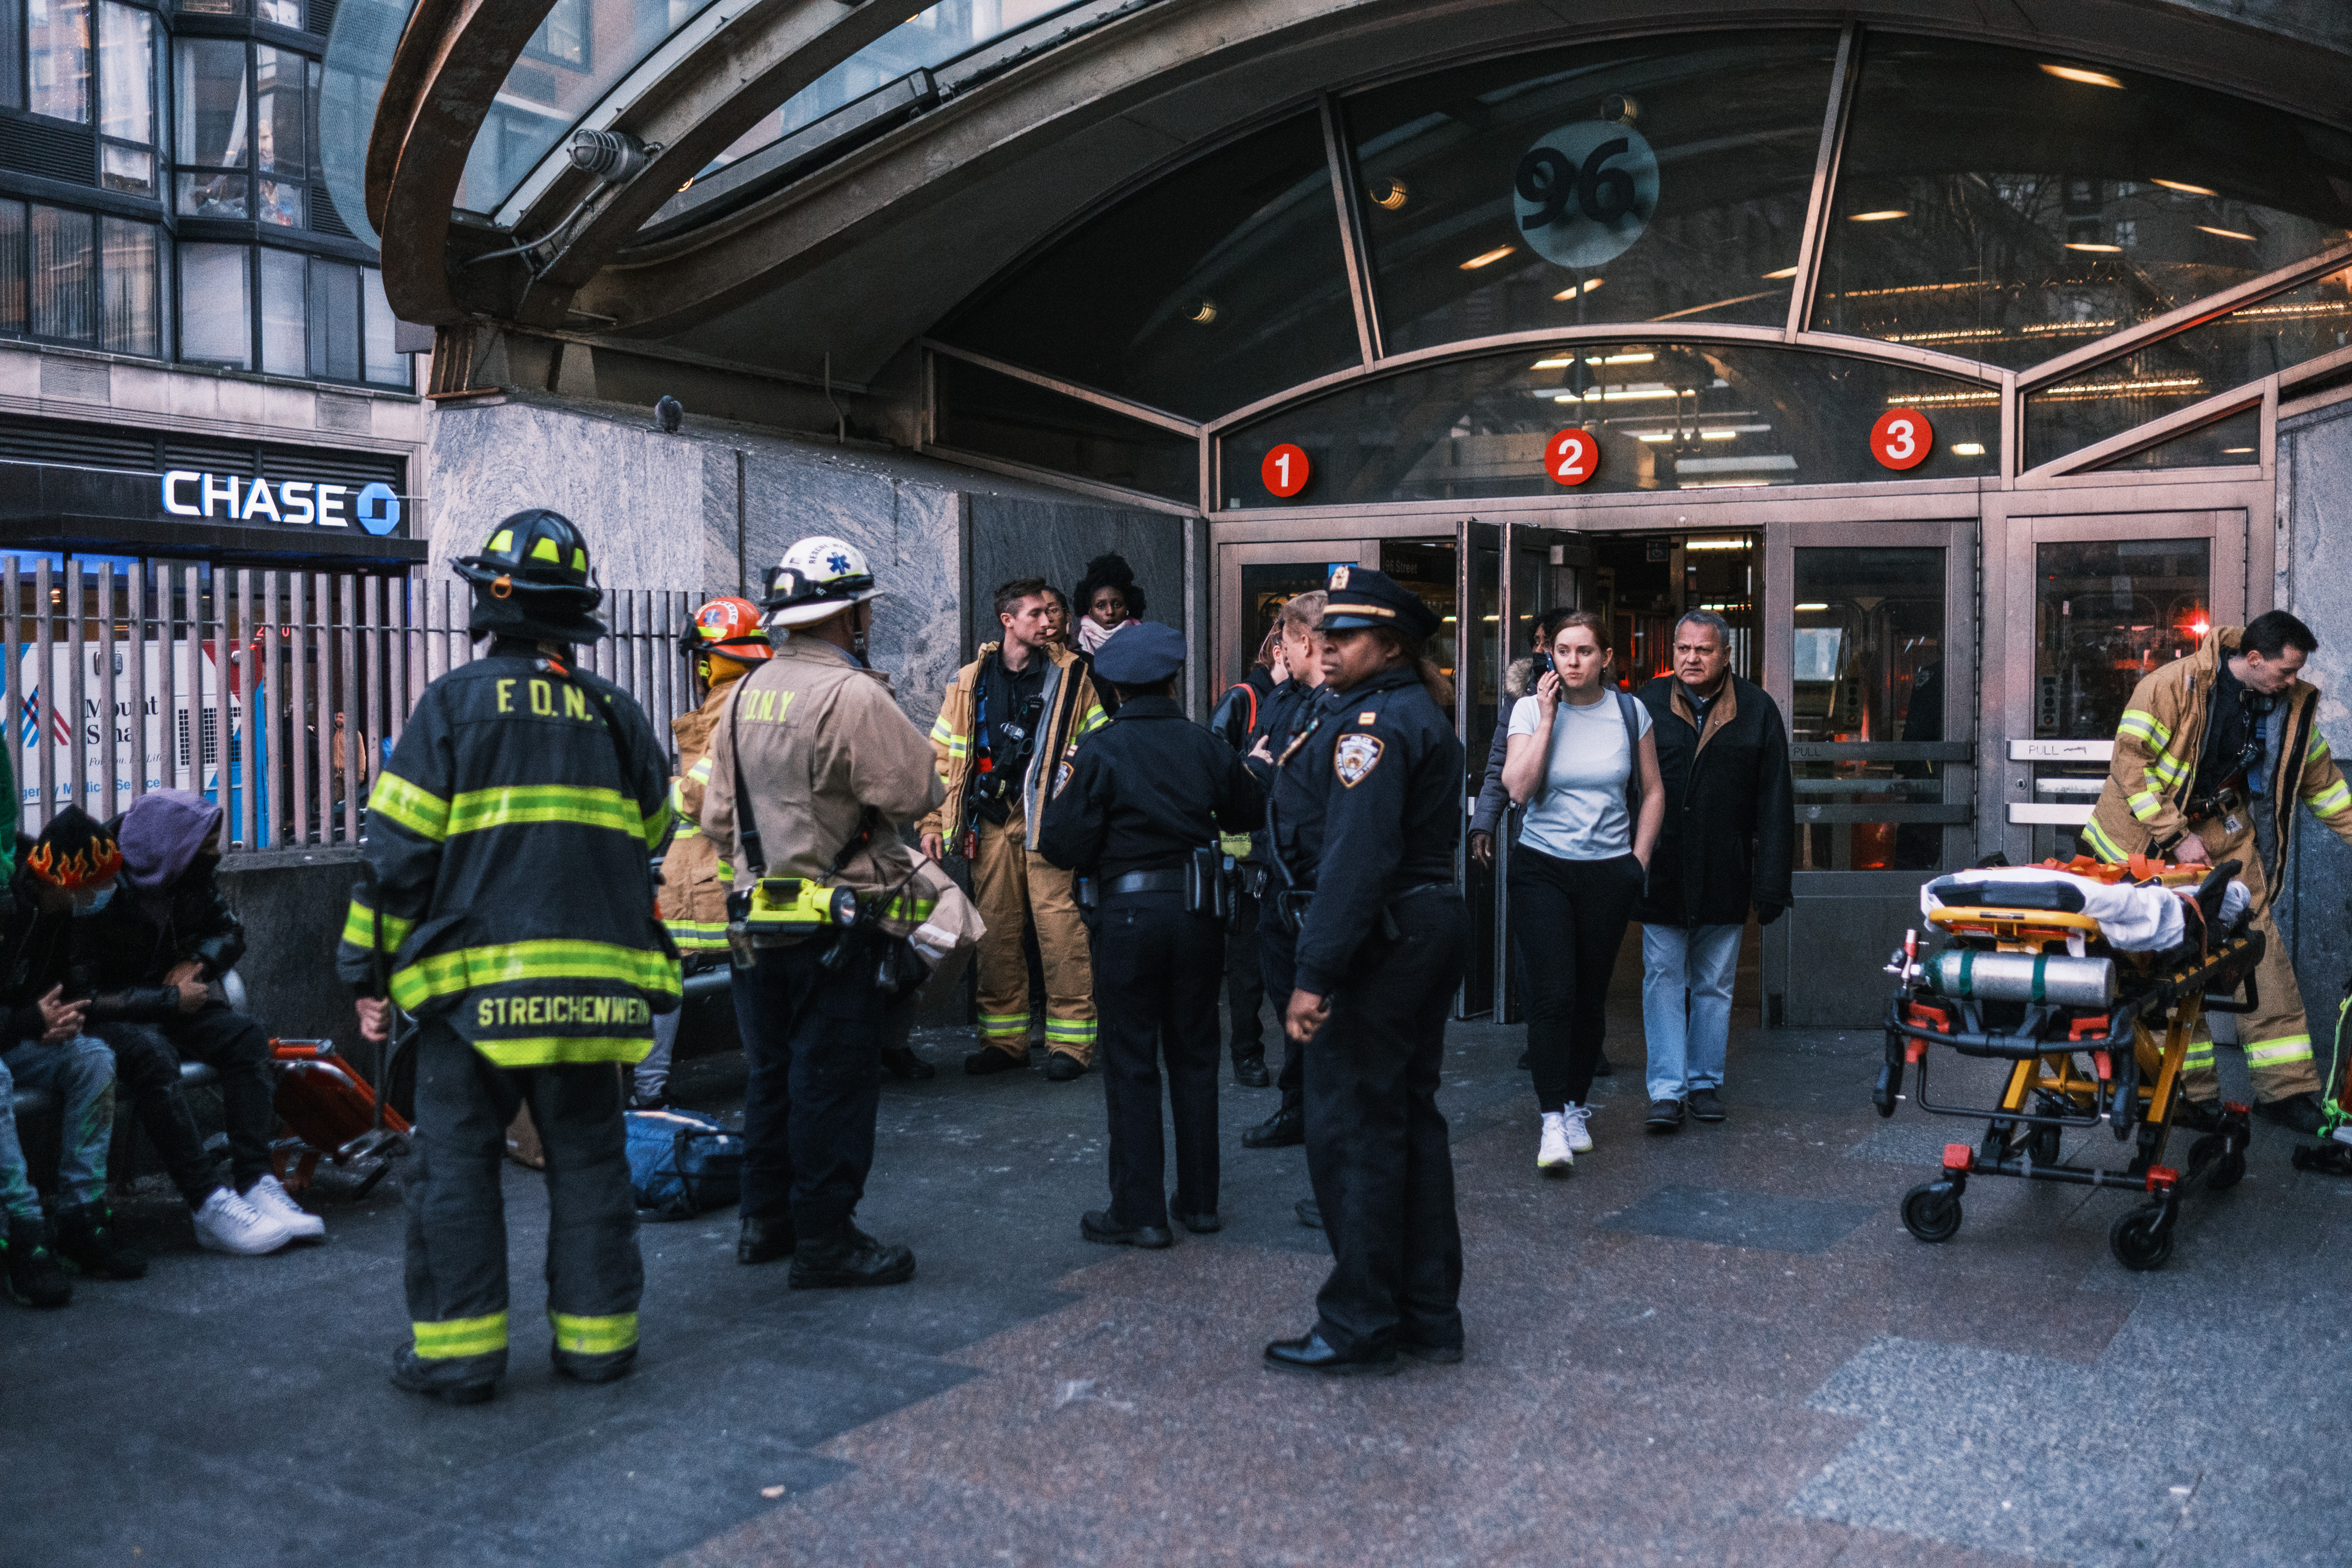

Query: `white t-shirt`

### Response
(1508, 691, 1651, 861)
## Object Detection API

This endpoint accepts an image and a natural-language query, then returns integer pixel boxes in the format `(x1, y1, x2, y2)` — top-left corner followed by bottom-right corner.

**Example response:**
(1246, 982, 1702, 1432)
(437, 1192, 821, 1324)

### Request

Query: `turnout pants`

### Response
(733, 938, 892, 1240)
(970, 815, 1097, 1064)
(1304, 890, 1468, 1358)
(402, 1019, 642, 1389)
(1094, 891, 1222, 1229)
(2184, 817, 2321, 1104)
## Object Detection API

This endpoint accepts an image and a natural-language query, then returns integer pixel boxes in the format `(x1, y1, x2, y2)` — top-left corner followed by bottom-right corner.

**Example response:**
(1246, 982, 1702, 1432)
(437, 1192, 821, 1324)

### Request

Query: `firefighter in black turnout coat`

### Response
(1039, 623, 1262, 1247)
(1266, 567, 1468, 1376)
(342, 511, 679, 1405)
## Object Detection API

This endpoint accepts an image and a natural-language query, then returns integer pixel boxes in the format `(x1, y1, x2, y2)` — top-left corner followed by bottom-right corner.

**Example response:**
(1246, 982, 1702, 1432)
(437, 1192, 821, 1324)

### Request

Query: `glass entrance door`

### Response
(1763, 519, 1976, 1028)
(1999, 513, 2242, 865)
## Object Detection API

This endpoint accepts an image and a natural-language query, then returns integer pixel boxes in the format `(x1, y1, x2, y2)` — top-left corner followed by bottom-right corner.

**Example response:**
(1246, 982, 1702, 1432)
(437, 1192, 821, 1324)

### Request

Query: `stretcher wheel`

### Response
(2109, 1206, 2174, 1271)
(2209, 1150, 2247, 1191)
(1902, 1184, 1963, 1243)
(2024, 1123, 2062, 1166)
(1872, 1060, 1901, 1118)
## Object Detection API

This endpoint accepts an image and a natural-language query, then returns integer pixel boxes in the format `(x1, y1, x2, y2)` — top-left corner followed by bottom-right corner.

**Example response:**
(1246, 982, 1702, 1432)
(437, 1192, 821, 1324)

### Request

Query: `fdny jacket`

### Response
(1293, 667, 1464, 997)
(917, 641, 1106, 850)
(657, 664, 748, 954)
(2083, 626, 2352, 892)
(335, 637, 679, 1068)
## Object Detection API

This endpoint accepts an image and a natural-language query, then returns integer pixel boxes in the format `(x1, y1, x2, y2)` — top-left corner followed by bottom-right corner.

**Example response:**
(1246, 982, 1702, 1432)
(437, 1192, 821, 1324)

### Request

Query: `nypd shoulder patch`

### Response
(1334, 733, 1384, 787)
(1053, 760, 1074, 798)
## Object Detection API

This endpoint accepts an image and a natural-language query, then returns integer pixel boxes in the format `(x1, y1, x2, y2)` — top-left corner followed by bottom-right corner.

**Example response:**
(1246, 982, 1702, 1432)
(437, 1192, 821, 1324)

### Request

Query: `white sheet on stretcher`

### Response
(1920, 867, 2249, 952)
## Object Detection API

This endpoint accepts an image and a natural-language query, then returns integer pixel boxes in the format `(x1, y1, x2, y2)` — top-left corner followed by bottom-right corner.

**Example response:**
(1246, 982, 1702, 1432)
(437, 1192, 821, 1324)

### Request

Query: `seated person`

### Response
(79, 790, 316, 1254)
(0, 808, 145, 1305)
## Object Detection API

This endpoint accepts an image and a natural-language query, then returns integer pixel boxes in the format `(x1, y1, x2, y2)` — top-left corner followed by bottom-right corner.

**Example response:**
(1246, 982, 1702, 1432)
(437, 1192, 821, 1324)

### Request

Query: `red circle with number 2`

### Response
(1545, 428, 1600, 487)
(1262, 444, 1311, 498)
(1870, 407, 1933, 471)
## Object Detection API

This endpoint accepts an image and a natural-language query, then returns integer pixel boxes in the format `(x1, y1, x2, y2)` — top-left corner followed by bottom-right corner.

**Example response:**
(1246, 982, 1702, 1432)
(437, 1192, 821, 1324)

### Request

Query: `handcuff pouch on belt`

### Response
(1187, 845, 1234, 920)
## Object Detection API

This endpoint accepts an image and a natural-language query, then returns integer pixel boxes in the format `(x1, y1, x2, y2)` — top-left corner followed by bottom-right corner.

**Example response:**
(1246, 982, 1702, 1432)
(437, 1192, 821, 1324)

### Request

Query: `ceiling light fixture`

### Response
(1531, 356, 1572, 369)
(1368, 178, 1408, 210)
(1850, 209, 1909, 222)
(2040, 63, 2125, 89)
(1951, 442, 1986, 456)
(2066, 242, 2124, 252)
(1700, 430, 1736, 440)
(1685, 539, 1750, 551)
(1794, 602, 1830, 611)
(2197, 225, 2257, 241)
(1461, 246, 1516, 270)
(2151, 178, 2217, 196)
(1551, 278, 1605, 299)
(1761, 265, 1800, 279)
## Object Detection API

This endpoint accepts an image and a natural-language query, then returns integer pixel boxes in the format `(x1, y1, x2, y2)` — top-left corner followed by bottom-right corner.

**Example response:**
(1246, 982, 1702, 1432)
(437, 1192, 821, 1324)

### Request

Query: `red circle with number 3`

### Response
(1870, 407, 1933, 471)
(1261, 444, 1311, 498)
(1545, 427, 1600, 487)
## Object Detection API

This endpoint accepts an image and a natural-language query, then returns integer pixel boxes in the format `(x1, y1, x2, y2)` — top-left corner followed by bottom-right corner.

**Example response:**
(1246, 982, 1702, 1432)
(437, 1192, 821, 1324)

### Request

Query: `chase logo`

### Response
(356, 482, 402, 536)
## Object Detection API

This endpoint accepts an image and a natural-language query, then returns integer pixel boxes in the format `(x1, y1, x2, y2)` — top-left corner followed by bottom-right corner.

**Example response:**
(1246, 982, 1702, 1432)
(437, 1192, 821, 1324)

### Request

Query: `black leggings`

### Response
(1508, 845, 1643, 1112)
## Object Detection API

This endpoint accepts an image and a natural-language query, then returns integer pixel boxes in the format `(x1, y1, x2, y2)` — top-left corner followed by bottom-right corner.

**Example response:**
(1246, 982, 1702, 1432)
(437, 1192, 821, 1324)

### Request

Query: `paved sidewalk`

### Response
(4, 1011, 2347, 1567)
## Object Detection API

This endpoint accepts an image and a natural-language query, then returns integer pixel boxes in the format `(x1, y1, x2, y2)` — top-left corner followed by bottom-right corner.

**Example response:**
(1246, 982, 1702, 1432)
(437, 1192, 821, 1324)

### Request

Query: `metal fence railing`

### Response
(5, 556, 704, 851)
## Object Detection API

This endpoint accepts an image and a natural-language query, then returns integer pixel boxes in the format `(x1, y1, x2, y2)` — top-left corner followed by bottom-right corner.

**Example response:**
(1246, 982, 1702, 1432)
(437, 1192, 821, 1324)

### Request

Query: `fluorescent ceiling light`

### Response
(1950, 442, 1986, 456)
(2040, 63, 2124, 88)
(1636, 433, 1673, 442)
(1551, 278, 1605, 299)
(1685, 539, 1750, 550)
(2065, 242, 2123, 253)
(2151, 179, 2217, 196)
(1531, 357, 1573, 369)
(1592, 352, 1654, 365)
(1850, 210, 1909, 222)
(1461, 246, 1516, 270)
(2197, 225, 2257, 241)
(1700, 430, 1736, 440)
(2221, 446, 2255, 454)
(1761, 265, 1800, 279)
(1794, 602, 1830, 611)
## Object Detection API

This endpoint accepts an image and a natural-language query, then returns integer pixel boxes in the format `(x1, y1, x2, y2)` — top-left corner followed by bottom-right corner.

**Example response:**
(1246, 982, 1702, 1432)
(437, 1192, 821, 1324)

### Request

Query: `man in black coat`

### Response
(1631, 610, 1794, 1131)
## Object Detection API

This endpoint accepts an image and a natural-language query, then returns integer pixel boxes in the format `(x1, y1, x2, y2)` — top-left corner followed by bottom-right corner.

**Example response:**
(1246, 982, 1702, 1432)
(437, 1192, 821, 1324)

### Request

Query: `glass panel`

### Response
(102, 143, 154, 193)
(98, 2, 152, 145)
(317, 0, 396, 246)
(453, 0, 724, 213)
(0, 201, 26, 335)
(256, 179, 303, 226)
(256, 0, 300, 25)
(255, 45, 305, 180)
(933, 355, 1197, 503)
(178, 241, 251, 367)
(1347, 31, 1838, 356)
(28, 0, 92, 122)
(1814, 34, 2352, 370)
(937, 113, 1358, 420)
(178, 0, 242, 14)
(2091, 404, 2261, 472)
(306, 255, 358, 379)
(2026, 268, 2352, 465)
(100, 215, 158, 356)
(30, 204, 96, 343)
(1587, 533, 1760, 687)
(176, 38, 250, 216)
(1237, 560, 1347, 681)
(259, 245, 305, 372)
(2028, 538, 2210, 858)
(1379, 540, 1459, 695)
(1224, 342, 1996, 507)
(362, 266, 407, 386)
(1790, 546, 1947, 872)
(1, 0, 22, 112)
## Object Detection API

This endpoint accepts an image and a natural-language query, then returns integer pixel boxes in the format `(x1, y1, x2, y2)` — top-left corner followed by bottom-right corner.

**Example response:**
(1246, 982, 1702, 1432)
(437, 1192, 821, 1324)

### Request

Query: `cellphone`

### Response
(1535, 651, 1555, 676)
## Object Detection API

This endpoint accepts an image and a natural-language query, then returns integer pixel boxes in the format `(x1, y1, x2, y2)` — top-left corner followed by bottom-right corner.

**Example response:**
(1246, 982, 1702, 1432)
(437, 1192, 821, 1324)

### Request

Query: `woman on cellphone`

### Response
(1500, 610, 1663, 1175)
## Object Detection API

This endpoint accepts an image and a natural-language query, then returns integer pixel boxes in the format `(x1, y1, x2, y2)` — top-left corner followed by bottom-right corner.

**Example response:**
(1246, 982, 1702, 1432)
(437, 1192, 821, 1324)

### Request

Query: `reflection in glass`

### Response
(179, 242, 252, 367)
(0, 203, 25, 334)
(1347, 31, 1836, 355)
(1815, 34, 2352, 370)
(101, 143, 153, 194)
(1224, 343, 1995, 507)
(256, 0, 301, 25)
(260, 246, 305, 373)
(2026, 269, 2351, 465)
(97, 1, 155, 192)
(2029, 538, 2209, 856)
(1238, 561, 1342, 683)
(1791, 547, 1946, 872)
(931, 356, 1198, 504)
(937, 114, 1358, 421)
(363, 267, 408, 387)
(28, 0, 92, 123)
(308, 255, 361, 380)
(30, 205, 96, 344)
(256, 45, 306, 179)
(2090, 404, 2260, 472)
(255, 180, 303, 226)
(99, 215, 158, 357)
(1380, 537, 1460, 693)
(176, 38, 250, 217)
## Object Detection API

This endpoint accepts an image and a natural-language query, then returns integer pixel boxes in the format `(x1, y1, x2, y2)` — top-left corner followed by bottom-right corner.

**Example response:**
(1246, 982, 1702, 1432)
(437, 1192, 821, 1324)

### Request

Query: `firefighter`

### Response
(699, 536, 947, 1288)
(2082, 611, 2351, 1134)
(343, 510, 678, 1405)
(917, 579, 1107, 1078)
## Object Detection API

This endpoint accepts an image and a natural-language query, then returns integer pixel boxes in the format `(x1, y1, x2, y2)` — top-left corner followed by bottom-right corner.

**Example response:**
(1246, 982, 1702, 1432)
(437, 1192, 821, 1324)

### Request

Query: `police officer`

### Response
(698, 537, 945, 1288)
(1265, 567, 1468, 1376)
(343, 510, 678, 1404)
(1038, 624, 1262, 1248)
(1242, 589, 1331, 1152)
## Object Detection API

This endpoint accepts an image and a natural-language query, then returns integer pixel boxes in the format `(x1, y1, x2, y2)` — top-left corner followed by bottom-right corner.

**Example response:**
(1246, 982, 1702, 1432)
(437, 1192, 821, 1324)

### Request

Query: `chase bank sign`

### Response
(161, 472, 405, 537)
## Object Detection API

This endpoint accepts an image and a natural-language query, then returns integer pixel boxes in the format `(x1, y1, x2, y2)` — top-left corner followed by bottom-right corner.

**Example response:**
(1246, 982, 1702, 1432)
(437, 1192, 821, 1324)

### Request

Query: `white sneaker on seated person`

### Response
(242, 1174, 325, 1241)
(193, 1186, 295, 1255)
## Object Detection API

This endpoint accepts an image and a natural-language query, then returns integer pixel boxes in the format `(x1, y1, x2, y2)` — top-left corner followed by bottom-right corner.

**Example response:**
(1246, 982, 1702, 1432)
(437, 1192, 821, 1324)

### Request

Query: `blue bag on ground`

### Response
(625, 1109, 745, 1218)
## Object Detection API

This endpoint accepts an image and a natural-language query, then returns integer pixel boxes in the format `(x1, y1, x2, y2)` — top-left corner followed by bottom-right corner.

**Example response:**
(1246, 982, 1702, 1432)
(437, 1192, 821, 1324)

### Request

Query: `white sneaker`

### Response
(242, 1175, 326, 1241)
(1561, 1102, 1595, 1154)
(1538, 1112, 1575, 1175)
(193, 1187, 296, 1255)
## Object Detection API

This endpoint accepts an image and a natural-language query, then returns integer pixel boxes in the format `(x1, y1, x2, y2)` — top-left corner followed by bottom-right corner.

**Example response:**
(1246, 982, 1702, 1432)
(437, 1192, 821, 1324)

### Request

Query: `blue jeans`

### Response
(1641, 924, 1742, 1103)
(0, 1035, 116, 1221)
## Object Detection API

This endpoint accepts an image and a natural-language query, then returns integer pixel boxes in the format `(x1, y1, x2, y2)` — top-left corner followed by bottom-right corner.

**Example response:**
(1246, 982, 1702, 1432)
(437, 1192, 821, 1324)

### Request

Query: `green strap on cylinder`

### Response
(2031, 953, 2047, 1004)
(1957, 948, 1975, 997)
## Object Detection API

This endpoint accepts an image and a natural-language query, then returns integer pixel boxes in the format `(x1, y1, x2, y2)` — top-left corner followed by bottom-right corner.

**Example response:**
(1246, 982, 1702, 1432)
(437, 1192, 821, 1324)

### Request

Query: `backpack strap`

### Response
(1616, 690, 1645, 820)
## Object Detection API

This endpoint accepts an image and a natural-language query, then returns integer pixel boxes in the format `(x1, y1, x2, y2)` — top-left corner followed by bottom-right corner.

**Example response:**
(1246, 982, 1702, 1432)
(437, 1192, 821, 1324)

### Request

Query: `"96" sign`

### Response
(1545, 427, 1601, 487)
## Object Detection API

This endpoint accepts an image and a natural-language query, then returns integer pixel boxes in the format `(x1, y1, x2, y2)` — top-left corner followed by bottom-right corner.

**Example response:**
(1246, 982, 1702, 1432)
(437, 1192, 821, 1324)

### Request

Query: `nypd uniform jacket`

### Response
(1292, 666, 1464, 998)
(337, 639, 681, 1065)
(1038, 696, 1264, 877)
(1262, 686, 1339, 892)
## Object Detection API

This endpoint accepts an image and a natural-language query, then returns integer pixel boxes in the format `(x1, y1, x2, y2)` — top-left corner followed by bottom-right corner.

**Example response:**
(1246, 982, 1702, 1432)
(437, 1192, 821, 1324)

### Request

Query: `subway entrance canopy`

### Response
(330, 0, 2352, 1027)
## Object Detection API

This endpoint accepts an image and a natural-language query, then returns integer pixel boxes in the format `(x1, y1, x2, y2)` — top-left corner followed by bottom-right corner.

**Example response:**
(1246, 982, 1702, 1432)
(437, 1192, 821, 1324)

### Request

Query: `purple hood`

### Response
(120, 789, 222, 900)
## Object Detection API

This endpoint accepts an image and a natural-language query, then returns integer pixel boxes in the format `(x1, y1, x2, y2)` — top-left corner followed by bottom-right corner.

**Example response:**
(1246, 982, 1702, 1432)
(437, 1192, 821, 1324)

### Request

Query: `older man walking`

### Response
(1631, 611, 1793, 1131)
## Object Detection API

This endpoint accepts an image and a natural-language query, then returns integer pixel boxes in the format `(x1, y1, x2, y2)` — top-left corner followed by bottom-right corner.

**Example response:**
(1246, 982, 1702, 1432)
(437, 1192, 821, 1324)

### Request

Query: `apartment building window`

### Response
(0, 198, 162, 355)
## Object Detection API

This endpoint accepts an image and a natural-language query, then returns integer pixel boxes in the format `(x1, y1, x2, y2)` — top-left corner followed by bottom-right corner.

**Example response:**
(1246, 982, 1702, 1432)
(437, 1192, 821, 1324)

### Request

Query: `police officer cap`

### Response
(1091, 621, 1187, 687)
(1319, 565, 1442, 642)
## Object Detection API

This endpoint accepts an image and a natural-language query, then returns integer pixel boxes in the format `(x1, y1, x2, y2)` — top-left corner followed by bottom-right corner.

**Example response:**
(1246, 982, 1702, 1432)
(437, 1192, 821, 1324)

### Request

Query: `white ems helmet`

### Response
(759, 536, 883, 629)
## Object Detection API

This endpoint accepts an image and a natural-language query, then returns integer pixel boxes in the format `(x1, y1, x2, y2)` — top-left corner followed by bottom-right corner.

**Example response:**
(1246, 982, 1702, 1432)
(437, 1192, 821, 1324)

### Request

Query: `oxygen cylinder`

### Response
(1926, 948, 2114, 1008)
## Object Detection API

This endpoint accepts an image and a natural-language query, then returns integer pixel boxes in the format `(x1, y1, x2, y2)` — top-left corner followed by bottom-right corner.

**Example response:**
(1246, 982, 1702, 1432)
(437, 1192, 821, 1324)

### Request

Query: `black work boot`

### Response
(789, 1223, 916, 1289)
(737, 1214, 797, 1265)
(2254, 1092, 2327, 1135)
(53, 1202, 148, 1280)
(1233, 1051, 1270, 1089)
(880, 1045, 937, 1081)
(1244, 1099, 1305, 1149)
(4, 1214, 73, 1308)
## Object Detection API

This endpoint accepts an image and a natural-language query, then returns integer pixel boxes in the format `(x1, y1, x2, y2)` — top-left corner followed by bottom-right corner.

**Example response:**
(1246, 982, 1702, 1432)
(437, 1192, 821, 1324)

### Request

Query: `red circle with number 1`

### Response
(1870, 407, 1933, 470)
(1261, 443, 1311, 498)
(1545, 427, 1600, 487)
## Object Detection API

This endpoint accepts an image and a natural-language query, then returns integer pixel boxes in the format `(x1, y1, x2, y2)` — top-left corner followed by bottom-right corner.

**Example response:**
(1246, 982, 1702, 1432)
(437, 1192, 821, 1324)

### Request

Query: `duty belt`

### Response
(1105, 869, 1185, 895)
(1390, 880, 1456, 904)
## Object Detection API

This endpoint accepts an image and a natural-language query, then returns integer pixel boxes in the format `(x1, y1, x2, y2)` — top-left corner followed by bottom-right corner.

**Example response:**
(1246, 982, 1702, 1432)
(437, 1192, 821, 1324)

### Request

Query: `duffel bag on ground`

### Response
(624, 1108, 745, 1219)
